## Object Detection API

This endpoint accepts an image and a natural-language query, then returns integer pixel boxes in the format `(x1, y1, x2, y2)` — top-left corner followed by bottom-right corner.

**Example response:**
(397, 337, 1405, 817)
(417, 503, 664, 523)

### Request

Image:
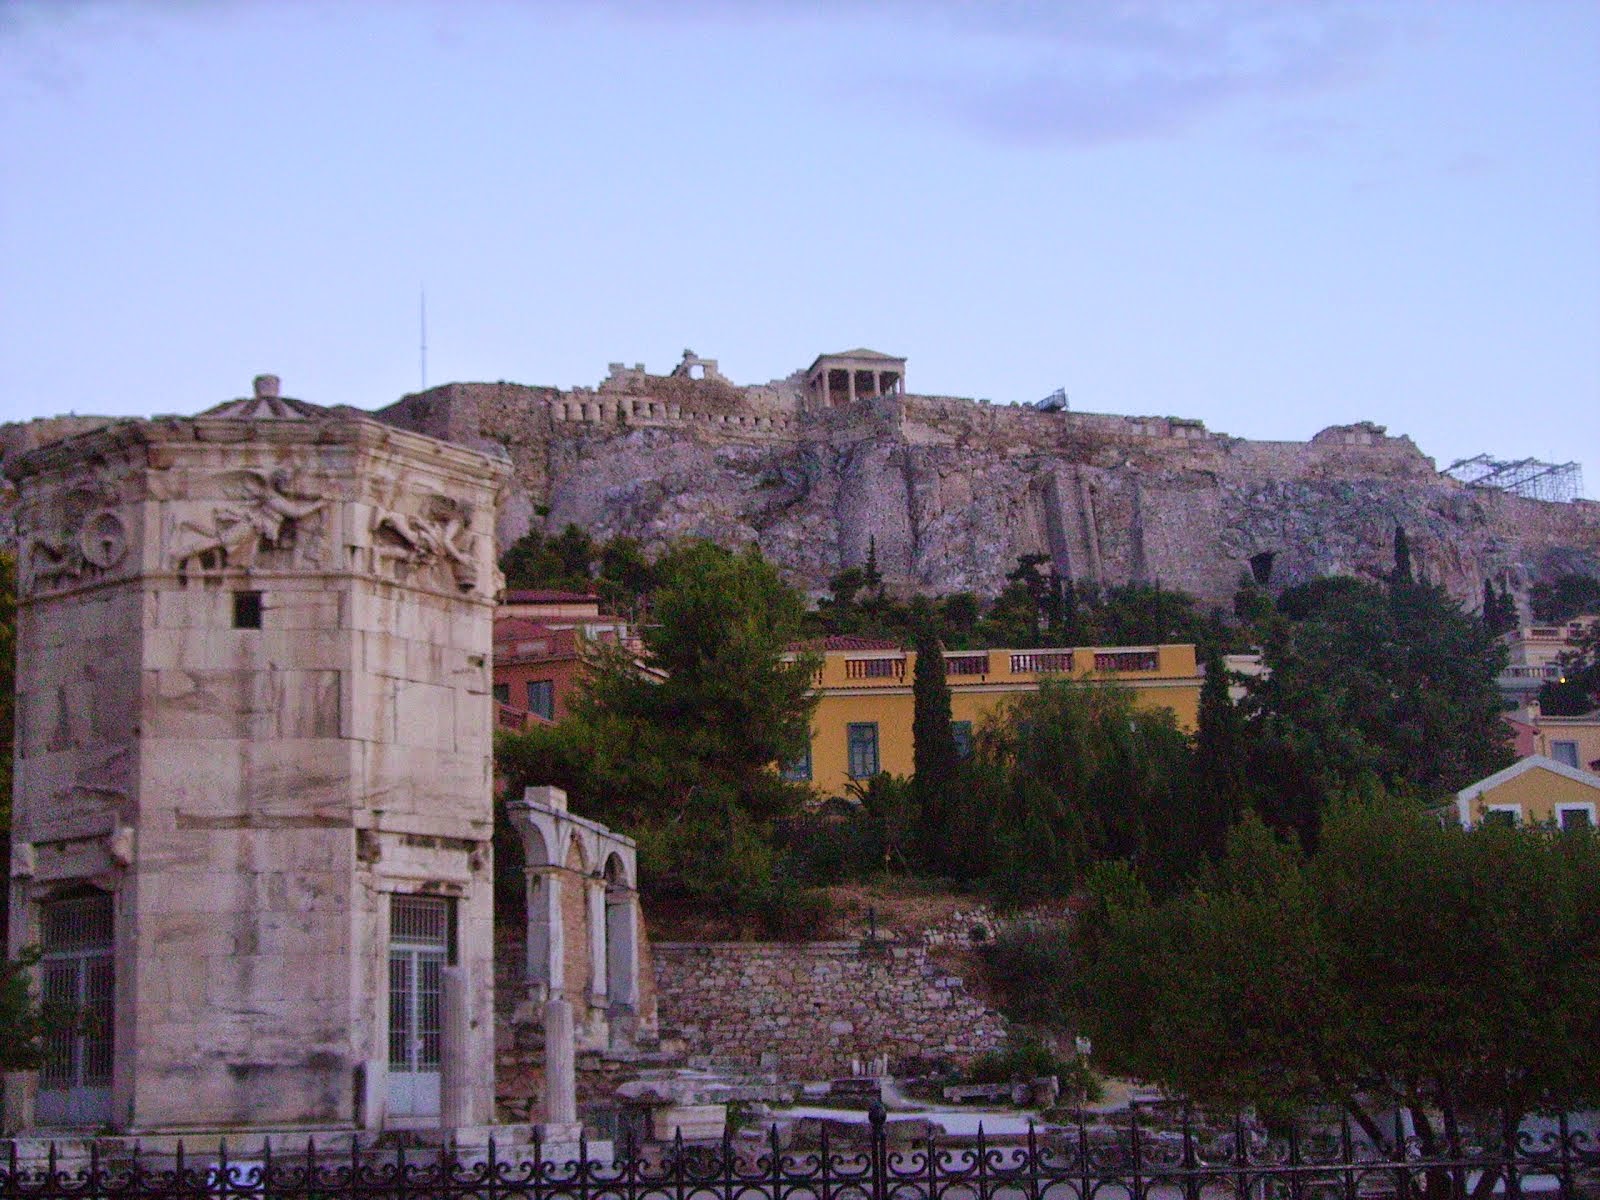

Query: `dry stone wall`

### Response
(650, 940, 1006, 1080)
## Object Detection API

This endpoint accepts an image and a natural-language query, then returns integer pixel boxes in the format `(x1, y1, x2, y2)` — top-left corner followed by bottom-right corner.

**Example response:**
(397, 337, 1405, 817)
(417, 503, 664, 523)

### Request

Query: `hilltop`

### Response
(375, 349, 1600, 609)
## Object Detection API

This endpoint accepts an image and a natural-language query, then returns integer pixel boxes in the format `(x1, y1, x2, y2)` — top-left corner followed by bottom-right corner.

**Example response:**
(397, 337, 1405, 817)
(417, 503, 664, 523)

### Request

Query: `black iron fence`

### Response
(3, 1105, 1596, 1200)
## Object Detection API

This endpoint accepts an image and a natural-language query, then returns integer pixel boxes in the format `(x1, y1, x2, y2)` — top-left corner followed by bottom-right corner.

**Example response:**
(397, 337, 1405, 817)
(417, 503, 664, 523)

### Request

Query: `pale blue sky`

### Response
(3, 1, 1597, 496)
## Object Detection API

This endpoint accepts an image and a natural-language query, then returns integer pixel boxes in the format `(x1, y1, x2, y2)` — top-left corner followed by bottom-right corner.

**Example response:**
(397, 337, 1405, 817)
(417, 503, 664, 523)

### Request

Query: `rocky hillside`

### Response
(376, 374, 1600, 610)
(7, 371, 1597, 612)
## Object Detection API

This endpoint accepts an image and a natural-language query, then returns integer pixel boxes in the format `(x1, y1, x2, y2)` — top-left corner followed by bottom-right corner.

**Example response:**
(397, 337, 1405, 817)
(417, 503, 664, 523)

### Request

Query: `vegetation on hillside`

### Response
(493, 526, 1542, 938)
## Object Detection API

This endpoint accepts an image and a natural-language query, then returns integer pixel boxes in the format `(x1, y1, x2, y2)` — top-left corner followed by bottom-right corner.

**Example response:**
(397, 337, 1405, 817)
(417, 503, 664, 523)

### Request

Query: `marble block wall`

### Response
(5, 381, 509, 1133)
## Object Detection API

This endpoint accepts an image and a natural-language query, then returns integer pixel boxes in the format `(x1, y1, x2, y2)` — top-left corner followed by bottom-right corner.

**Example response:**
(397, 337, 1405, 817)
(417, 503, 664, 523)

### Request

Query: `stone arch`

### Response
(602, 852, 636, 1009)
(560, 838, 591, 1006)
(521, 823, 551, 868)
(602, 851, 630, 890)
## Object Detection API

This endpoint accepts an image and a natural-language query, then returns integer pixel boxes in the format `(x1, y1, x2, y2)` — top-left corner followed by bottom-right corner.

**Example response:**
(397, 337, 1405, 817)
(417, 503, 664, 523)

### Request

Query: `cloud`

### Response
(587, 0, 1398, 148)
(876, 2, 1394, 147)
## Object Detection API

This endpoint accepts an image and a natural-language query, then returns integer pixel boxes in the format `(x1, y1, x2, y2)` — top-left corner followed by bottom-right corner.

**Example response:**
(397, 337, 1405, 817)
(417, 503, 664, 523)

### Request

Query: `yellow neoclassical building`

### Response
(788, 639, 1203, 797)
(1454, 755, 1600, 830)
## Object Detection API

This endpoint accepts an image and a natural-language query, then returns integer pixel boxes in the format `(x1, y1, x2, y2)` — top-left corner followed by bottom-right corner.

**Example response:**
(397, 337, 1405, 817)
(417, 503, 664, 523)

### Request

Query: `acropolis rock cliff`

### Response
(372, 351, 1600, 608)
(7, 350, 1597, 609)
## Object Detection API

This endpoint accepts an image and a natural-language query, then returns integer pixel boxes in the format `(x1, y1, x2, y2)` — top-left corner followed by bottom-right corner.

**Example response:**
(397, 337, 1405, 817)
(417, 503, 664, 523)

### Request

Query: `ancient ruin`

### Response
(4, 377, 508, 1134)
(373, 349, 1600, 611)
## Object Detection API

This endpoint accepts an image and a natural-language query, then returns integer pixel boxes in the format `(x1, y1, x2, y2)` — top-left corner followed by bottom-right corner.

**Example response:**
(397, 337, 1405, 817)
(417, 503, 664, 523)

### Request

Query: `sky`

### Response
(2, 1, 1597, 497)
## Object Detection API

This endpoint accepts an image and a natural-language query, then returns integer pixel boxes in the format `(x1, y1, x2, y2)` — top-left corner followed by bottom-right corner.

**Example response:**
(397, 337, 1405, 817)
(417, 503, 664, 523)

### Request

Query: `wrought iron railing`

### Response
(2, 1105, 1596, 1199)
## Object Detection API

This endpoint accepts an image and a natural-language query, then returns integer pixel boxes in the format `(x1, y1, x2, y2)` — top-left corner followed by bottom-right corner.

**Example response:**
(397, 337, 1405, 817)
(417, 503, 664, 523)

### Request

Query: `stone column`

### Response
(526, 866, 564, 994)
(586, 876, 608, 1001)
(847, 370, 857, 405)
(439, 966, 471, 1129)
(605, 891, 639, 1008)
(542, 995, 578, 1129)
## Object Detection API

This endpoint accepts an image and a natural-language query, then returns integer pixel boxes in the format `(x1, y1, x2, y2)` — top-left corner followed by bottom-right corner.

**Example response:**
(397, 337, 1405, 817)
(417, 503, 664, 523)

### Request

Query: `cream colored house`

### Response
(1454, 755, 1600, 830)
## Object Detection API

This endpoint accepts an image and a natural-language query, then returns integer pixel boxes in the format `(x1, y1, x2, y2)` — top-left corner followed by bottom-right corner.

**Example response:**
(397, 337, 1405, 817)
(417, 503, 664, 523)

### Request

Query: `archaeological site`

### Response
(373, 348, 1600, 609)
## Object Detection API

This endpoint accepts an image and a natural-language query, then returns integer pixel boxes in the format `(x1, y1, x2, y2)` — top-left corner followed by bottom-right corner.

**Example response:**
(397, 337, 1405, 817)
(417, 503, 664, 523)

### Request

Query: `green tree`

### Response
(1088, 582, 1233, 655)
(1246, 576, 1511, 837)
(1071, 802, 1600, 1160)
(959, 681, 1195, 899)
(1529, 572, 1600, 623)
(496, 540, 820, 929)
(1192, 645, 1246, 860)
(910, 607, 959, 873)
(1392, 523, 1413, 585)
(595, 535, 657, 614)
(1541, 617, 1600, 716)
(1, 948, 48, 1072)
(499, 523, 595, 591)
(1481, 578, 1518, 636)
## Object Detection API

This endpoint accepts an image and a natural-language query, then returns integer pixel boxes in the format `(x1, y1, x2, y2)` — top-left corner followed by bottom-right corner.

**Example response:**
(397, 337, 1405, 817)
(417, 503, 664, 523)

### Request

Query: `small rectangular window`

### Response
(233, 591, 263, 629)
(1482, 809, 1518, 828)
(952, 721, 974, 760)
(492, 683, 509, 705)
(782, 744, 813, 782)
(1559, 807, 1593, 831)
(847, 722, 880, 779)
(1551, 741, 1580, 768)
(527, 679, 555, 721)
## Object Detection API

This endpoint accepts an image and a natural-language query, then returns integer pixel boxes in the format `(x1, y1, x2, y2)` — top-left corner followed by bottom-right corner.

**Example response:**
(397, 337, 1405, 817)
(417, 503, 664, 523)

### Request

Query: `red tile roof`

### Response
(494, 617, 557, 640)
(503, 589, 601, 604)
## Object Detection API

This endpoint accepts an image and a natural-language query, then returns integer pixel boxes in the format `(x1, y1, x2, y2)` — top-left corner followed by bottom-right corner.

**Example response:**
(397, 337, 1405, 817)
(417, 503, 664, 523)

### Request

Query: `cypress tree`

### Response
(911, 606, 961, 873)
(1193, 645, 1247, 860)
(1392, 525, 1413, 586)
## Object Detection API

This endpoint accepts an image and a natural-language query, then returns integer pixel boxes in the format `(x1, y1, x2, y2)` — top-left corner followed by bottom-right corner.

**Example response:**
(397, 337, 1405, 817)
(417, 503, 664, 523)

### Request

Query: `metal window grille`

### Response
(389, 896, 449, 1075)
(38, 893, 115, 1091)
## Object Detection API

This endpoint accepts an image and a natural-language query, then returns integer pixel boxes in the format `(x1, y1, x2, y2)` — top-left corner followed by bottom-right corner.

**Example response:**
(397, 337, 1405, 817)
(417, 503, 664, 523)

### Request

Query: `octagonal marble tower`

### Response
(4, 377, 508, 1134)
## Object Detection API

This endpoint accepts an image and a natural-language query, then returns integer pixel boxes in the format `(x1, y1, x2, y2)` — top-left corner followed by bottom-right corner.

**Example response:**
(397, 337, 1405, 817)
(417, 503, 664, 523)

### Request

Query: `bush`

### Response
(980, 920, 1077, 1028)
(967, 1034, 1070, 1084)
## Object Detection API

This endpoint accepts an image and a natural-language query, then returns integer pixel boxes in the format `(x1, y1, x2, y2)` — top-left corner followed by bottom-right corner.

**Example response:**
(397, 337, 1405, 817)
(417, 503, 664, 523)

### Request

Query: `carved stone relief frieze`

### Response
(371, 491, 483, 593)
(167, 468, 328, 576)
(16, 476, 129, 597)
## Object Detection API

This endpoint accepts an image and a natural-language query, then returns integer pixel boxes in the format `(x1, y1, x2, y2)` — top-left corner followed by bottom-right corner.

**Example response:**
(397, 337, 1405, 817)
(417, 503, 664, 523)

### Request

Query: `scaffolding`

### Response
(1444, 454, 1584, 503)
